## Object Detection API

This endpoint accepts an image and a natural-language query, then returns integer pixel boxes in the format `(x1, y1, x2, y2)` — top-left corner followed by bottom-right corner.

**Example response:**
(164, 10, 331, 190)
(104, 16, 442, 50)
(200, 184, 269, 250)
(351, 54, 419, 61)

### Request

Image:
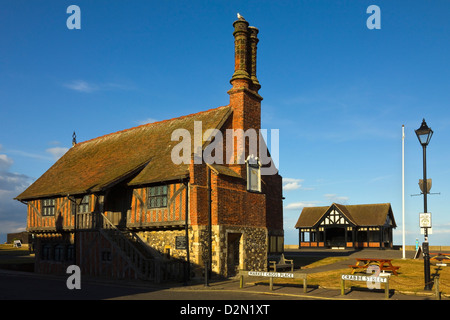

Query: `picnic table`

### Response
(430, 253, 450, 263)
(349, 258, 400, 276)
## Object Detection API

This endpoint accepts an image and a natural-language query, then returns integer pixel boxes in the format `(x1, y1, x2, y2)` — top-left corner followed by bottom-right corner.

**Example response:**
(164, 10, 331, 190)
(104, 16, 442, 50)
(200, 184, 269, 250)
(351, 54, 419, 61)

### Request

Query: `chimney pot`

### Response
(230, 19, 251, 85)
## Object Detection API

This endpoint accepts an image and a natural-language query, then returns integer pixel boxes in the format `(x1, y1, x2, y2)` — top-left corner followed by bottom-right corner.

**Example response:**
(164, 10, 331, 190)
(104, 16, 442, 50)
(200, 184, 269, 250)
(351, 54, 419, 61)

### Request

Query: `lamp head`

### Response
(415, 118, 433, 146)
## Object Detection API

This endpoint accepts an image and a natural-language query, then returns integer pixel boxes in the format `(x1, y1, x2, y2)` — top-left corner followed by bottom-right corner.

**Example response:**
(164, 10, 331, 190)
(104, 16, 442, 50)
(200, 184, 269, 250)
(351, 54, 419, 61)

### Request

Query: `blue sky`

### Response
(1, 1, 449, 246)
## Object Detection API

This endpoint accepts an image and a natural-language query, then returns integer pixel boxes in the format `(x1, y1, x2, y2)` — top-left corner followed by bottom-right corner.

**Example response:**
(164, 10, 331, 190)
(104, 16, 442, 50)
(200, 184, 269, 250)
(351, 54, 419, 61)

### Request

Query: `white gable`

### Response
(320, 209, 349, 226)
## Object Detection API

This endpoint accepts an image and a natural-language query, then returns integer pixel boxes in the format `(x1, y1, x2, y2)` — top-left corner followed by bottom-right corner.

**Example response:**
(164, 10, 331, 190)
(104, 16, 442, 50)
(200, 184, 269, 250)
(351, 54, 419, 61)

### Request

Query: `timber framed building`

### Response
(295, 203, 396, 249)
(15, 16, 283, 282)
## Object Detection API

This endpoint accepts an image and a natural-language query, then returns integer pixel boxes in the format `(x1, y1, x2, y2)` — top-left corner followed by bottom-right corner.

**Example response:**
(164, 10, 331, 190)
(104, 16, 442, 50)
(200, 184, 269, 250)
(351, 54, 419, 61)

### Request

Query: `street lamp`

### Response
(415, 118, 433, 290)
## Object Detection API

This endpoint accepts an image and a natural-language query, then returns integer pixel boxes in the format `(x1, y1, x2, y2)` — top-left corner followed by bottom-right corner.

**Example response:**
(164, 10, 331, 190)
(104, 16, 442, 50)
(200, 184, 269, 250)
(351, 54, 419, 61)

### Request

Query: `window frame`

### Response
(147, 185, 168, 209)
(41, 198, 56, 216)
(78, 195, 90, 213)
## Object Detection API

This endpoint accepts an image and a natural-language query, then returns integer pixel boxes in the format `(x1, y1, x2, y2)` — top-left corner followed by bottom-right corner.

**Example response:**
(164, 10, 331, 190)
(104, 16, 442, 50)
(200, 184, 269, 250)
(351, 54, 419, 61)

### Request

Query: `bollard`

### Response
(269, 277, 273, 291)
(340, 278, 345, 295)
(435, 277, 440, 300)
(303, 277, 307, 293)
(240, 274, 244, 289)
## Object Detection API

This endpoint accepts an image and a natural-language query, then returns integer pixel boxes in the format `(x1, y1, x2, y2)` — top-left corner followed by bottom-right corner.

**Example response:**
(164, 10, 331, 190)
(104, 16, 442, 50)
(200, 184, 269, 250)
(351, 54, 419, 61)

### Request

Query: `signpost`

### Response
(419, 213, 432, 228)
(239, 270, 307, 293)
(340, 273, 390, 299)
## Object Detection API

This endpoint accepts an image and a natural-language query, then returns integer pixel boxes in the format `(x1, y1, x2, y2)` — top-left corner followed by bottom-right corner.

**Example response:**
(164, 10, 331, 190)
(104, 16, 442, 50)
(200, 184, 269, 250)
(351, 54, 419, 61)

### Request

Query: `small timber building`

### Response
(295, 203, 396, 249)
(15, 16, 283, 282)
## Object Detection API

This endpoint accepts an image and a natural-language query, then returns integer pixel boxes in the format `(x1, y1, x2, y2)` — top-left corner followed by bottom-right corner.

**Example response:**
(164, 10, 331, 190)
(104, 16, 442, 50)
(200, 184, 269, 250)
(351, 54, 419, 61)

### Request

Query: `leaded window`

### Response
(147, 185, 168, 209)
(78, 195, 90, 213)
(42, 199, 55, 216)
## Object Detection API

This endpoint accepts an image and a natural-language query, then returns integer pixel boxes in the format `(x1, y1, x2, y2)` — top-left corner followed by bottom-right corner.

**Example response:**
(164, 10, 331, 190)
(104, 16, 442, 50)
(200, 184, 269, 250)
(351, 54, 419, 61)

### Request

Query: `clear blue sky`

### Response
(1, 1, 449, 246)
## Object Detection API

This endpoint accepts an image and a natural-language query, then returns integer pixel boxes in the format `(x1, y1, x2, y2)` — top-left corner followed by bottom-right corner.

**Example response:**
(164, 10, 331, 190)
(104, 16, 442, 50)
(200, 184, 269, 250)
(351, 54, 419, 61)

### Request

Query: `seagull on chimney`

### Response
(237, 13, 245, 21)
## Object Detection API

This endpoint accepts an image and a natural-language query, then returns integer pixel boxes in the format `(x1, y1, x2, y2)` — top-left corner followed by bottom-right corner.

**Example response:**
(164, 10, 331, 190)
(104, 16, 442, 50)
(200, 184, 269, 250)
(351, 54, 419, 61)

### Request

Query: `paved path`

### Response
(0, 248, 447, 304)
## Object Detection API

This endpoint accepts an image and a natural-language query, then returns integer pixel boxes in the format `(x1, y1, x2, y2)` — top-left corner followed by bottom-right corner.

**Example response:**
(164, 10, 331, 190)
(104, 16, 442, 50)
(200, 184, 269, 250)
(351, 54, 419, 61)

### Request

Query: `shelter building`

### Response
(294, 203, 396, 249)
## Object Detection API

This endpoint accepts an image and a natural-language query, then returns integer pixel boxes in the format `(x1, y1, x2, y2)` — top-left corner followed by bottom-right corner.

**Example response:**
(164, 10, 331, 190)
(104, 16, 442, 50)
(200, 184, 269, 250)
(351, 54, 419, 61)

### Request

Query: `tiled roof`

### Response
(294, 203, 396, 228)
(16, 106, 232, 200)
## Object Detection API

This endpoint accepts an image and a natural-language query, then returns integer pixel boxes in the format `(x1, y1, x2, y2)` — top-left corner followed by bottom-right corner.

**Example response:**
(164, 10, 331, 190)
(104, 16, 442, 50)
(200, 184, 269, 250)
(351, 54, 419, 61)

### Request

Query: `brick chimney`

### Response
(227, 16, 263, 170)
(228, 15, 263, 133)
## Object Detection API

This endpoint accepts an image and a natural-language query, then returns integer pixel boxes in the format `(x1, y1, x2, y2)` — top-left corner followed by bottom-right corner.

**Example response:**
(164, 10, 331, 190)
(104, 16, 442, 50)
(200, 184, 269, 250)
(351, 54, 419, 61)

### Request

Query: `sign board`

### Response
(419, 179, 432, 194)
(13, 240, 22, 248)
(175, 236, 187, 250)
(414, 246, 422, 259)
(341, 274, 388, 283)
(419, 213, 432, 228)
(246, 155, 261, 193)
(246, 271, 294, 278)
(421, 227, 433, 235)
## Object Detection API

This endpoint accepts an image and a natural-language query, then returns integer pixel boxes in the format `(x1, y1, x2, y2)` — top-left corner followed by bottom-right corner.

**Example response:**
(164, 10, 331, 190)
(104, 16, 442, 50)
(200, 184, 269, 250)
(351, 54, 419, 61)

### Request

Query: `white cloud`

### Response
(0, 154, 13, 171)
(0, 152, 33, 242)
(137, 118, 159, 125)
(324, 193, 349, 203)
(64, 80, 98, 93)
(63, 80, 134, 93)
(6, 149, 53, 161)
(282, 178, 314, 191)
(46, 147, 69, 160)
(284, 201, 319, 210)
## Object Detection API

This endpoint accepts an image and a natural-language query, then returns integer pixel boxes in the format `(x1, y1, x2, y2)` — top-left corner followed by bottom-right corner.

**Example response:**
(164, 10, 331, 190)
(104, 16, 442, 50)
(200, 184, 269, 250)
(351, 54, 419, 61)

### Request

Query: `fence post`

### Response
(303, 277, 307, 293)
(340, 278, 345, 295)
(384, 277, 389, 300)
(435, 277, 440, 300)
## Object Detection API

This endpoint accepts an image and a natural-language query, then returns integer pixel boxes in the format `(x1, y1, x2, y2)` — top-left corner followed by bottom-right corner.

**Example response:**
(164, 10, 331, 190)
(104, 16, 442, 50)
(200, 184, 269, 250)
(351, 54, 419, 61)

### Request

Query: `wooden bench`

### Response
(269, 253, 294, 272)
(349, 258, 400, 276)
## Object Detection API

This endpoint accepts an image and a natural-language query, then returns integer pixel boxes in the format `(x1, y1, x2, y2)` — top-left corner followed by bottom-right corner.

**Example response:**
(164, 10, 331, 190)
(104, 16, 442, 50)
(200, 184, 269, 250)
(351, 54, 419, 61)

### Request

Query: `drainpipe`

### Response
(205, 166, 212, 286)
(184, 180, 190, 284)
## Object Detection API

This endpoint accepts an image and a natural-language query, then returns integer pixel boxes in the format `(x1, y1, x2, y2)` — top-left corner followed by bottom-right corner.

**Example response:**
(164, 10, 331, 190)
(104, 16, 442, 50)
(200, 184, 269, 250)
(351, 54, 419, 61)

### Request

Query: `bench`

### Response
(269, 253, 294, 272)
(431, 253, 450, 263)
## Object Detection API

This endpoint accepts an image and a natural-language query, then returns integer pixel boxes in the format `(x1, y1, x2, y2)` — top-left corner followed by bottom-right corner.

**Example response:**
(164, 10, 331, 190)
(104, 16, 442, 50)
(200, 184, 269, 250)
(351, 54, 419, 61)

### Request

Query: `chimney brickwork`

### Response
(227, 17, 263, 168)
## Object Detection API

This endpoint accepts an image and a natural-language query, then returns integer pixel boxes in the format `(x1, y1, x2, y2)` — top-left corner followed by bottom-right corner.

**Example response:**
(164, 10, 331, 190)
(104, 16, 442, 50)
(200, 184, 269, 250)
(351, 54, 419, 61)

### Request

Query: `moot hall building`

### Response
(16, 16, 283, 282)
(15, 16, 397, 282)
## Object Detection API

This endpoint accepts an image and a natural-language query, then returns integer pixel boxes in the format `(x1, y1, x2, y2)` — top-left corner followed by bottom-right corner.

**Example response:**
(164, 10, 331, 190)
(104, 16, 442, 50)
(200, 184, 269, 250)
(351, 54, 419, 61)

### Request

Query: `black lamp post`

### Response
(415, 118, 433, 290)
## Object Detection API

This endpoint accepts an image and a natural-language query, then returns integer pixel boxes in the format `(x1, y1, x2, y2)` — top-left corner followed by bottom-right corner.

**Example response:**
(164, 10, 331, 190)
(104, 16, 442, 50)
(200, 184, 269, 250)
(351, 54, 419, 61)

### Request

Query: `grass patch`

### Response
(286, 255, 348, 269)
(0, 244, 31, 255)
(301, 257, 348, 269)
(273, 256, 450, 295)
(0, 244, 34, 266)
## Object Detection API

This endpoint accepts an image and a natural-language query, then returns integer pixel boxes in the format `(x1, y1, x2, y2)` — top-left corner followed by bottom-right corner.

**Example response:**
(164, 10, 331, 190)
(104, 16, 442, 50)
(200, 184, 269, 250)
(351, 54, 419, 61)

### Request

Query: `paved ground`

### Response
(0, 248, 447, 306)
